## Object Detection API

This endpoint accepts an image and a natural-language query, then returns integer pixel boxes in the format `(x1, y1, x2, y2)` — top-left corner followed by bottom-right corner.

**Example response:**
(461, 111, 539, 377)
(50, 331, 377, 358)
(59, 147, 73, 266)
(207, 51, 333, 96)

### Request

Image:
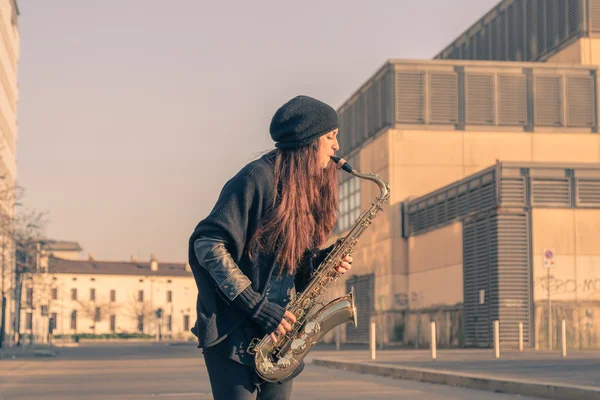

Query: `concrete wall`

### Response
(532, 208, 600, 349)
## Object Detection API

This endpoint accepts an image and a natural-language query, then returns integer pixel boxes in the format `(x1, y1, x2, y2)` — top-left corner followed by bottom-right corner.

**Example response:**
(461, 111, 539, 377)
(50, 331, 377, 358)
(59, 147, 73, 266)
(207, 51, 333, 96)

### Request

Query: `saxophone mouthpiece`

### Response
(330, 156, 354, 174)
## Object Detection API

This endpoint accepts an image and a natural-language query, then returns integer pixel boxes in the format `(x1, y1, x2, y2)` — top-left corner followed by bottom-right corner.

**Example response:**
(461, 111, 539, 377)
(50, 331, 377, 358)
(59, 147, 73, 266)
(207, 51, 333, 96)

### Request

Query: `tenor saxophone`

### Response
(249, 156, 391, 382)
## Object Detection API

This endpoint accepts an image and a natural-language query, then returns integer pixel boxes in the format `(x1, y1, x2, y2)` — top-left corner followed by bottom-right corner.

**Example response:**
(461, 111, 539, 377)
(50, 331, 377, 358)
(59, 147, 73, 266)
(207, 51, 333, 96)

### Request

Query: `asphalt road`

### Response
(0, 342, 546, 400)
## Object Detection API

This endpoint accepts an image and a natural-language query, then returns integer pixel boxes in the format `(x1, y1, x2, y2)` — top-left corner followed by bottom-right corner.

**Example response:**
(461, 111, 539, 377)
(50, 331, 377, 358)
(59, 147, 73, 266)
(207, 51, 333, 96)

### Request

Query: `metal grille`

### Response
(535, 76, 563, 126)
(498, 75, 527, 125)
(575, 179, 600, 206)
(463, 212, 532, 348)
(345, 274, 374, 344)
(396, 72, 425, 123)
(496, 213, 531, 347)
(567, 76, 596, 127)
(591, 0, 600, 33)
(406, 167, 497, 235)
(429, 72, 459, 124)
(500, 177, 527, 207)
(463, 214, 493, 347)
(531, 178, 572, 207)
(466, 74, 495, 125)
(435, 0, 585, 62)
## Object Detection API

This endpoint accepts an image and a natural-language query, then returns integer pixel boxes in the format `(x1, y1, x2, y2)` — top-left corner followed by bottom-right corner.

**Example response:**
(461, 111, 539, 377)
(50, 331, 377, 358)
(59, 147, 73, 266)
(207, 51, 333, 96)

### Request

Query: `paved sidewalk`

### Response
(310, 346, 600, 400)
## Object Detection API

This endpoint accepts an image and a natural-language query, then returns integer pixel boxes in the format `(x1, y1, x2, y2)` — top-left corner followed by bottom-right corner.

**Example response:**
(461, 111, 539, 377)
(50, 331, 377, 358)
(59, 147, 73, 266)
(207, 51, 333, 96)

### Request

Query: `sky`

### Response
(16, 0, 499, 262)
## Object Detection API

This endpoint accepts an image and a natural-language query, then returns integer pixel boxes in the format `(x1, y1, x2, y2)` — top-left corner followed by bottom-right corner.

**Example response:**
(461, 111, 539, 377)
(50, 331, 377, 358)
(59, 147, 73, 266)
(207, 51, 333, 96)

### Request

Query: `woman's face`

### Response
(317, 129, 340, 169)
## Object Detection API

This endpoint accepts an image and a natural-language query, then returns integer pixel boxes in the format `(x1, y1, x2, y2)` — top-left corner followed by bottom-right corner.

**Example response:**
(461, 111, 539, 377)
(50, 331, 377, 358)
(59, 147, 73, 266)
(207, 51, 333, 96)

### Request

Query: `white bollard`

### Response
(561, 319, 567, 358)
(494, 320, 500, 358)
(519, 322, 523, 352)
(431, 321, 437, 360)
(370, 322, 376, 360)
(336, 326, 340, 351)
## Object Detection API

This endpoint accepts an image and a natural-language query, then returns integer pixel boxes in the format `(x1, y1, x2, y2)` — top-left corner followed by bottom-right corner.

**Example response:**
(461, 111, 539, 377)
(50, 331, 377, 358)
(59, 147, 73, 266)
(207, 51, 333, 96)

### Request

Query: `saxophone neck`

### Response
(331, 156, 390, 201)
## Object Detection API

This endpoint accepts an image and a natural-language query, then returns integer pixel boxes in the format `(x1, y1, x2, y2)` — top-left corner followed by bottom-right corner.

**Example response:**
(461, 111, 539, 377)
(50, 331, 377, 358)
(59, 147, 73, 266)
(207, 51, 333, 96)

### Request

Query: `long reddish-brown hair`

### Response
(249, 140, 338, 275)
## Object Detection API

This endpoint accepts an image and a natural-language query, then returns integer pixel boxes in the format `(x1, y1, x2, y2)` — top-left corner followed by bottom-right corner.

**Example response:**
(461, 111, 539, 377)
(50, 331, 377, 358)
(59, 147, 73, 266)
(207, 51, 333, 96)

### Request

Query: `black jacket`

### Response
(188, 151, 332, 348)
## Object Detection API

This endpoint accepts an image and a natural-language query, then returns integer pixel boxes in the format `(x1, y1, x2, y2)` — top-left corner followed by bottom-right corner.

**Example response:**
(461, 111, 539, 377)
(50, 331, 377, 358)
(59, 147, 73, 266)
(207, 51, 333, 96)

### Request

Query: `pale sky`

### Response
(16, 0, 499, 262)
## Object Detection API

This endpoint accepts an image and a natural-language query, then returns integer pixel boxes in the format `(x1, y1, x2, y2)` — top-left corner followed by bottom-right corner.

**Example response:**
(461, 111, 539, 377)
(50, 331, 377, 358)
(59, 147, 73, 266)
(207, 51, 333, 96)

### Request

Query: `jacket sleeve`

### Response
(194, 236, 286, 336)
(190, 165, 268, 302)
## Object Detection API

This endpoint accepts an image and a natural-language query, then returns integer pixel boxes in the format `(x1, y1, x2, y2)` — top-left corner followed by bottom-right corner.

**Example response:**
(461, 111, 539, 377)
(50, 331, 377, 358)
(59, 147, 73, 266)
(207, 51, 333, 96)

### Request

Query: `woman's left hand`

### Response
(336, 255, 352, 274)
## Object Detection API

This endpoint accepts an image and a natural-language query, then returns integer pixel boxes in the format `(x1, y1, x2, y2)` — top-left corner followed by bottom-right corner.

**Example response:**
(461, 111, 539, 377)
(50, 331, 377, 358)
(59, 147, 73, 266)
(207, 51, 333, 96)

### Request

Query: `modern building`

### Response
(0, 0, 19, 347)
(326, 0, 600, 350)
(18, 247, 197, 343)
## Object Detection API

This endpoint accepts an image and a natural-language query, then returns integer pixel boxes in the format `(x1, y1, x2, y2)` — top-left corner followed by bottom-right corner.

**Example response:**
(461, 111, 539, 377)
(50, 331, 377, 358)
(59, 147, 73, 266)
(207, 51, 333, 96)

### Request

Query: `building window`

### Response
(138, 290, 144, 302)
(71, 310, 77, 330)
(90, 288, 96, 301)
(26, 288, 33, 307)
(166, 290, 172, 303)
(137, 315, 144, 332)
(94, 307, 101, 322)
(110, 290, 116, 302)
(50, 312, 58, 331)
(71, 288, 77, 301)
(337, 176, 361, 232)
(25, 312, 32, 330)
(51, 288, 58, 300)
(183, 315, 190, 332)
(167, 315, 172, 331)
(110, 315, 116, 332)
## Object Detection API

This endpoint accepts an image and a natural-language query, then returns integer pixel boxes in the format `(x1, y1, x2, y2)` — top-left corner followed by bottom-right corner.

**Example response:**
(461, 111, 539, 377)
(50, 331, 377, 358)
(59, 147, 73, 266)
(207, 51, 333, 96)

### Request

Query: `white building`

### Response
(20, 248, 197, 342)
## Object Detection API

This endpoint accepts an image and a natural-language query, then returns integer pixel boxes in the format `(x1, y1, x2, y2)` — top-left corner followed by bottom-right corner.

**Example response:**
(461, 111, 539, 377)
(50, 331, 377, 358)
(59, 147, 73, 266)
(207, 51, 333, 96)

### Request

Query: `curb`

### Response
(313, 358, 600, 400)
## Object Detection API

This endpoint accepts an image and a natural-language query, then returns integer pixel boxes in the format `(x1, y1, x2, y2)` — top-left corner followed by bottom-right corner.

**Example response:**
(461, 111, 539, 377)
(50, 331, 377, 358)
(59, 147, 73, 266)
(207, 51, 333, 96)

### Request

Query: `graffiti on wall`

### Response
(535, 275, 600, 295)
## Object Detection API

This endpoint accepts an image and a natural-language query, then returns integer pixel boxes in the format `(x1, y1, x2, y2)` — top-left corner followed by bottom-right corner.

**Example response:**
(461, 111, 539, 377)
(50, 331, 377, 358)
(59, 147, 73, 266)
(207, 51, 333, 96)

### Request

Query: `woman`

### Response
(188, 95, 352, 400)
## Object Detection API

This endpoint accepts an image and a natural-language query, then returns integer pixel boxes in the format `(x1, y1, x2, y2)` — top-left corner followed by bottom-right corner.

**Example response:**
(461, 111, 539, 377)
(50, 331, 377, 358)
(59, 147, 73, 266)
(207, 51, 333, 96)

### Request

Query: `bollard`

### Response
(335, 326, 340, 351)
(431, 321, 437, 360)
(519, 322, 523, 352)
(370, 322, 376, 360)
(494, 320, 500, 358)
(561, 319, 567, 358)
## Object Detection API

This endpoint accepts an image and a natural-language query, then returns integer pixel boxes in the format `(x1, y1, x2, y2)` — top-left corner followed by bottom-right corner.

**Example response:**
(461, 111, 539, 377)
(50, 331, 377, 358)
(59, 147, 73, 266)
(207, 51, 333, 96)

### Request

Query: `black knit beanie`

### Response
(269, 95, 339, 149)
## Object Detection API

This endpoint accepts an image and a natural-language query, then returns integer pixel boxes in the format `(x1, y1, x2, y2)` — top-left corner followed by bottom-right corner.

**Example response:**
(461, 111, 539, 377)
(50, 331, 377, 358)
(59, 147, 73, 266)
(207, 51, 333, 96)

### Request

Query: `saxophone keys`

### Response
(259, 361, 274, 374)
(304, 321, 320, 336)
(276, 357, 291, 369)
(290, 338, 307, 354)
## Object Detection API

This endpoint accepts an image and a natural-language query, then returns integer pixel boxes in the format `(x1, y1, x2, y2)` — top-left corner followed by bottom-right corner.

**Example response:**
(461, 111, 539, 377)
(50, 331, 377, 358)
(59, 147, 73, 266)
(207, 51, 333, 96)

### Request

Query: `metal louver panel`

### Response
(591, 0, 600, 33)
(463, 214, 493, 347)
(525, 0, 537, 60)
(429, 73, 458, 124)
(498, 75, 527, 125)
(463, 212, 532, 348)
(567, 0, 579, 37)
(396, 72, 425, 123)
(500, 177, 527, 207)
(495, 213, 531, 347)
(567, 76, 595, 127)
(576, 179, 600, 206)
(531, 178, 571, 207)
(346, 274, 374, 344)
(535, 76, 563, 126)
(355, 95, 367, 147)
(366, 77, 384, 137)
(466, 74, 495, 125)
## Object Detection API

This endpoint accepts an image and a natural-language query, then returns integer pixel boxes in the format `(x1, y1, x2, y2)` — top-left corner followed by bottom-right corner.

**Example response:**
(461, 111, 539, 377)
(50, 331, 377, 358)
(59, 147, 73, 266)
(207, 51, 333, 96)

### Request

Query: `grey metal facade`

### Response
(345, 273, 374, 344)
(337, 61, 598, 158)
(404, 162, 600, 348)
(435, 0, 591, 63)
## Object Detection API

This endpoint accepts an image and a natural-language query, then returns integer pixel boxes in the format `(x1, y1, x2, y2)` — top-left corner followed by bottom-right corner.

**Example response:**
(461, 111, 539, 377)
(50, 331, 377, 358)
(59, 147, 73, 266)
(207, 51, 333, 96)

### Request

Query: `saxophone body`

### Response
(250, 156, 391, 383)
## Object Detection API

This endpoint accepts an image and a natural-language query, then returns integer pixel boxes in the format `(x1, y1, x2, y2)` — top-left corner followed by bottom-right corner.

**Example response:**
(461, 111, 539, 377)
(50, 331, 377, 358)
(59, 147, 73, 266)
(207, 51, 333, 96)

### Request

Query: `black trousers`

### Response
(203, 350, 293, 400)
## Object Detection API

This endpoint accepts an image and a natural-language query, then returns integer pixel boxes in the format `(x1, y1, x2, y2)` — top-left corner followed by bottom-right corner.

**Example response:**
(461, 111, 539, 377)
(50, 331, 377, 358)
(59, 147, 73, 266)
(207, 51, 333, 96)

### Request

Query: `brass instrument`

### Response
(250, 156, 391, 382)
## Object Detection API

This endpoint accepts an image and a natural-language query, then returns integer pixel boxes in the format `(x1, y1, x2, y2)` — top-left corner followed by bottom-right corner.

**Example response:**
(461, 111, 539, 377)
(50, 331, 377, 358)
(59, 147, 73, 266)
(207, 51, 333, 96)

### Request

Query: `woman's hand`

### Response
(270, 310, 297, 343)
(336, 254, 352, 274)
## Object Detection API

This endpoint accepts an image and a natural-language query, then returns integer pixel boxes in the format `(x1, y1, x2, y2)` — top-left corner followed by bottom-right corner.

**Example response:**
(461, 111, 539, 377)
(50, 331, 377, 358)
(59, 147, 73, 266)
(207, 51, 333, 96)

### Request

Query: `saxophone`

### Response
(249, 156, 391, 383)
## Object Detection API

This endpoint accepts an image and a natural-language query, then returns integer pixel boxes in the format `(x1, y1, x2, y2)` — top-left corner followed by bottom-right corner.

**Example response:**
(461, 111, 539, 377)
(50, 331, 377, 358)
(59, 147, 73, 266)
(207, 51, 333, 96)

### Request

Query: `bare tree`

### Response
(124, 293, 156, 334)
(0, 182, 48, 347)
(76, 299, 119, 335)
